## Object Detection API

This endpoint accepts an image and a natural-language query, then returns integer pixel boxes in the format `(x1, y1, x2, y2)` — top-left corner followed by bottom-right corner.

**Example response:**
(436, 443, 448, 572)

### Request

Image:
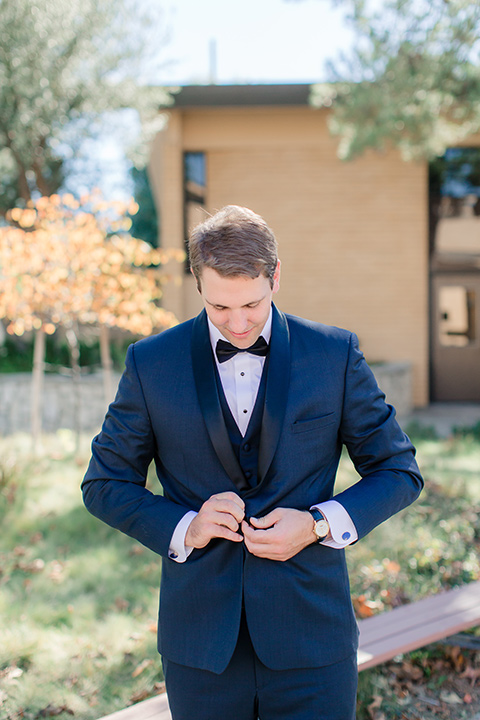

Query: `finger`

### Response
(215, 511, 241, 533)
(243, 535, 279, 559)
(207, 499, 245, 524)
(211, 492, 245, 511)
(249, 508, 283, 529)
(188, 518, 244, 548)
(197, 505, 241, 533)
(242, 520, 275, 544)
(211, 525, 244, 543)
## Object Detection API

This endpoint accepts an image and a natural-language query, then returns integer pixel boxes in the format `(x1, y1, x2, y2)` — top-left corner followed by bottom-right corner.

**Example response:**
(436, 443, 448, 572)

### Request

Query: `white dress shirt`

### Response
(168, 311, 358, 561)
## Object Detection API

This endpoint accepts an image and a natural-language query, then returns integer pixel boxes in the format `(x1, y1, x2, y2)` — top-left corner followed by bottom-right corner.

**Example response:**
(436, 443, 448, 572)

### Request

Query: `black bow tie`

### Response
(215, 336, 269, 364)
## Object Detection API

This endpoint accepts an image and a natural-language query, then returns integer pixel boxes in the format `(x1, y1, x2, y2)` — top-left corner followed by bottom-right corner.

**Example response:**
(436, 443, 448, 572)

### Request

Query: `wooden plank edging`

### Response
(96, 694, 171, 720)
(357, 580, 480, 670)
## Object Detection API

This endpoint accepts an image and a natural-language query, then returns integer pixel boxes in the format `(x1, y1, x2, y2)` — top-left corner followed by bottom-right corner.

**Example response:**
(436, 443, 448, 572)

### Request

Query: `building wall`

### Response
(150, 106, 429, 406)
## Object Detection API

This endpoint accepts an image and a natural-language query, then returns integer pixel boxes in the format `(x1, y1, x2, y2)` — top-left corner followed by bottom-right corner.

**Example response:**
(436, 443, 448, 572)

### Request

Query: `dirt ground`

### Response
(359, 641, 480, 720)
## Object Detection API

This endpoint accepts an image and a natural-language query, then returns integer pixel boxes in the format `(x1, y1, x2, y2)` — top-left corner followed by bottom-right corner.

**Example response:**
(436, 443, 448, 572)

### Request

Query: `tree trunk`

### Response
(99, 324, 114, 407)
(65, 324, 81, 453)
(4, 136, 32, 203)
(32, 157, 52, 197)
(31, 327, 46, 449)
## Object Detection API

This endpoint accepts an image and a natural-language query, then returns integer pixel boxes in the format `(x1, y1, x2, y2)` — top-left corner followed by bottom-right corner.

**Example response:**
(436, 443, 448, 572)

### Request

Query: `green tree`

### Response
(130, 166, 159, 247)
(310, 0, 480, 160)
(0, 0, 172, 213)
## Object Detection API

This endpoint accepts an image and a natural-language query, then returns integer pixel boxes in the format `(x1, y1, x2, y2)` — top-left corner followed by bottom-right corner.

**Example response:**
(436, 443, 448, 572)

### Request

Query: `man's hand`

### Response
(242, 508, 316, 561)
(185, 492, 245, 549)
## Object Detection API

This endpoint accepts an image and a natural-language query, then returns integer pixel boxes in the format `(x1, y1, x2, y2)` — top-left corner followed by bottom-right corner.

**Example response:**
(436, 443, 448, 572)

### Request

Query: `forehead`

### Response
(200, 267, 270, 306)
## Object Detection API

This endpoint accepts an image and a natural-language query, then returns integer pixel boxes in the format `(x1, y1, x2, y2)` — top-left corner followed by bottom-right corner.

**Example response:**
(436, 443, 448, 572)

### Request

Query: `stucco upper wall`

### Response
(181, 106, 333, 150)
(151, 105, 429, 406)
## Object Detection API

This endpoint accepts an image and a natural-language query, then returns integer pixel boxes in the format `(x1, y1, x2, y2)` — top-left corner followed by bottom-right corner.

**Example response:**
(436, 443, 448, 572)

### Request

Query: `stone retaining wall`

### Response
(0, 362, 413, 436)
(371, 362, 413, 418)
(0, 372, 121, 436)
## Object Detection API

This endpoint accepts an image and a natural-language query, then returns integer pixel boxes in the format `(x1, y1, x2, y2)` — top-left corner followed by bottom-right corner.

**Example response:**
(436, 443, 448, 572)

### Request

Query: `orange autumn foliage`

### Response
(0, 192, 183, 337)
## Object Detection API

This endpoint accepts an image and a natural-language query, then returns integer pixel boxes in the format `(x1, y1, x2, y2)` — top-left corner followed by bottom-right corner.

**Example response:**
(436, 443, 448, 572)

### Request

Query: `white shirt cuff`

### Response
(311, 500, 358, 549)
(168, 510, 197, 563)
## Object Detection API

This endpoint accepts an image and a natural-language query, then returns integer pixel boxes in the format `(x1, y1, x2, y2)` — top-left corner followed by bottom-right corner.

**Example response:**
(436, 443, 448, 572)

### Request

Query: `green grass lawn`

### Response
(1, 425, 480, 720)
(0, 433, 164, 720)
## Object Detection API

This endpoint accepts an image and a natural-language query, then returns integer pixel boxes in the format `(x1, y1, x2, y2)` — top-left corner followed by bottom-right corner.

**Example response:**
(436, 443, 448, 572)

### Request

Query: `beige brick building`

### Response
(150, 85, 429, 407)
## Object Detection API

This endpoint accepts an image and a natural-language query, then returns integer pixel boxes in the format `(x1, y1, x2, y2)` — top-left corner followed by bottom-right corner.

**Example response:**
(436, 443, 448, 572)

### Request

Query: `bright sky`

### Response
(157, 0, 354, 85)
(70, 0, 355, 198)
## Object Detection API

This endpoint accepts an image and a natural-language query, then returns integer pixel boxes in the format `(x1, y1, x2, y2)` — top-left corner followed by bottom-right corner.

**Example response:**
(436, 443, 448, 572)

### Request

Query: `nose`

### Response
(228, 309, 248, 333)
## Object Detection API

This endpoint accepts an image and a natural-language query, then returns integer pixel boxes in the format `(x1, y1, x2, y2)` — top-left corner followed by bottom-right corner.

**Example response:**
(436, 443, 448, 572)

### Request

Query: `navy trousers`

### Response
(162, 612, 358, 720)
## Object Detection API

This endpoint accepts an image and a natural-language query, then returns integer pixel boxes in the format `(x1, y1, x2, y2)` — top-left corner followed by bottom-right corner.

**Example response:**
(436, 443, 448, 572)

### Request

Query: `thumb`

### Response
(250, 509, 282, 529)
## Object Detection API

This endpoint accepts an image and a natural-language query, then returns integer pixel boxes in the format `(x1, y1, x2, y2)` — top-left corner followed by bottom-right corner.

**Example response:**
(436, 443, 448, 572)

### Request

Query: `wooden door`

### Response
(432, 273, 480, 401)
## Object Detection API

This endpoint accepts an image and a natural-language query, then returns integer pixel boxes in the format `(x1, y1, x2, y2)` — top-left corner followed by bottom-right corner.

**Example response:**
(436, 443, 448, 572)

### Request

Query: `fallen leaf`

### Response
(20, 558, 45, 573)
(367, 694, 382, 720)
(440, 690, 463, 704)
(132, 659, 153, 678)
(129, 546, 144, 556)
(460, 665, 480, 685)
(130, 689, 151, 703)
(384, 560, 401, 574)
(2, 666, 23, 682)
(48, 560, 64, 583)
(115, 597, 129, 611)
(38, 704, 74, 717)
(402, 662, 424, 681)
(353, 595, 375, 618)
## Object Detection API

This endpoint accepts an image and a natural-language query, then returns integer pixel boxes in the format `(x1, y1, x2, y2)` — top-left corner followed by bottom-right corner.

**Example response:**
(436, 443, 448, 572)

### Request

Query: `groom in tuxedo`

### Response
(82, 205, 423, 720)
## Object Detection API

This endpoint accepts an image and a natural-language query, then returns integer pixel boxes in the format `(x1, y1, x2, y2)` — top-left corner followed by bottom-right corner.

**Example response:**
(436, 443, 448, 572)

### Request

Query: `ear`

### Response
(272, 260, 281, 294)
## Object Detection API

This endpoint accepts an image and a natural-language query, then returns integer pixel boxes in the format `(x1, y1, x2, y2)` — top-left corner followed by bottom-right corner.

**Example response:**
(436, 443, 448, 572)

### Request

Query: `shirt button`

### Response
(243, 409, 248, 414)
(342, 532, 351, 541)
(170, 552, 178, 559)
(240, 372, 245, 377)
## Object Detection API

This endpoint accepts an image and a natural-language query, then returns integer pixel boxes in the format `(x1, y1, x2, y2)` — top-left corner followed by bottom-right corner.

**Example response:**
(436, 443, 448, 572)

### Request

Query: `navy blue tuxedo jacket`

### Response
(82, 305, 423, 673)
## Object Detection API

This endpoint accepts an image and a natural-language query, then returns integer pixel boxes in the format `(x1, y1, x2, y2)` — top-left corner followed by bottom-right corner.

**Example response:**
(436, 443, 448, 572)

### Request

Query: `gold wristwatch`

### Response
(309, 508, 330, 543)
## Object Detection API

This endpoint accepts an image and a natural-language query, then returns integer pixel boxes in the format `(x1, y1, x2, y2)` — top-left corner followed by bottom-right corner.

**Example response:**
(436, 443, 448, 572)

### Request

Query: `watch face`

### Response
(315, 519, 330, 538)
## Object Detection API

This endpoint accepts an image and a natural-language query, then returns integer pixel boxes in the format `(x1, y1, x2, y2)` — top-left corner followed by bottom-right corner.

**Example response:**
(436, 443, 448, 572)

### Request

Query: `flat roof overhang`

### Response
(164, 83, 313, 108)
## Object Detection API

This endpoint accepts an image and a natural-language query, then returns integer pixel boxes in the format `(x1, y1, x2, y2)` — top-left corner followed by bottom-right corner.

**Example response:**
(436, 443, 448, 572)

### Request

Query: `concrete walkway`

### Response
(401, 402, 480, 438)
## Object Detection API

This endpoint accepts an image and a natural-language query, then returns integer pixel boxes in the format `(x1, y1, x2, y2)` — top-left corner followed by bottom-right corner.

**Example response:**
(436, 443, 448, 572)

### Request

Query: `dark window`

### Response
(184, 152, 206, 271)
(429, 148, 480, 259)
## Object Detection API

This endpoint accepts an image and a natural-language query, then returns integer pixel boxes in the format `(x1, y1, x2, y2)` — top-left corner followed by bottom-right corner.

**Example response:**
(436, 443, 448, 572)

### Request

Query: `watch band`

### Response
(308, 508, 330, 542)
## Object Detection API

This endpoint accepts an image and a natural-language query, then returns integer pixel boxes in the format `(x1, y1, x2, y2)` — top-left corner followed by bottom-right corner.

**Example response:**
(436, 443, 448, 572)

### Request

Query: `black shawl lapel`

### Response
(257, 305, 291, 484)
(191, 310, 249, 492)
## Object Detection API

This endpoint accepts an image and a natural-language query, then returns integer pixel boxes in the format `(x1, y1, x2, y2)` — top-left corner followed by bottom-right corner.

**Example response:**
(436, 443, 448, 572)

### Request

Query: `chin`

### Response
(228, 331, 258, 348)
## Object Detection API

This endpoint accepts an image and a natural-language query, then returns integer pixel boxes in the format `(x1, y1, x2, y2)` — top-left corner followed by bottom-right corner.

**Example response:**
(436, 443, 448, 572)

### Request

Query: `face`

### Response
(198, 262, 281, 348)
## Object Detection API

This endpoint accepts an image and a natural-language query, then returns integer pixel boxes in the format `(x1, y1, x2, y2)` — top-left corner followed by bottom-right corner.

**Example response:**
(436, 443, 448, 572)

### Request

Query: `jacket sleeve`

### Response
(81, 343, 190, 557)
(333, 333, 423, 540)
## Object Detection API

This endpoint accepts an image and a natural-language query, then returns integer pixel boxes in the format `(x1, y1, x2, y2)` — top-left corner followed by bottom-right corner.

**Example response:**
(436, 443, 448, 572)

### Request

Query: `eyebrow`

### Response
(205, 294, 266, 310)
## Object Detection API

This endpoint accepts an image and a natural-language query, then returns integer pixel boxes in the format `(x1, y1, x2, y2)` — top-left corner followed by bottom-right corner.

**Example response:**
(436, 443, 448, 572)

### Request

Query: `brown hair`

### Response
(188, 205, 278, 289)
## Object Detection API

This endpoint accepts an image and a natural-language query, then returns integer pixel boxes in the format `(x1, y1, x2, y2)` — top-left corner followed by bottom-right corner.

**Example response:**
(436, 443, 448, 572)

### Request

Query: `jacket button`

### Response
(243, 442, 251, 452)
(244, 470, 252, 479)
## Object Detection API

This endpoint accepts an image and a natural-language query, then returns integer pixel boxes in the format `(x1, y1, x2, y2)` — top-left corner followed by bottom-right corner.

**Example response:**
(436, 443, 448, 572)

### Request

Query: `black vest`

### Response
(215, 359, 268, 488)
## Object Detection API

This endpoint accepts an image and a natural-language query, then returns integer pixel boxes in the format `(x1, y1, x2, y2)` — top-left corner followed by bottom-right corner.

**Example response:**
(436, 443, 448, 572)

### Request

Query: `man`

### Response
(82, 205, 423, 720)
